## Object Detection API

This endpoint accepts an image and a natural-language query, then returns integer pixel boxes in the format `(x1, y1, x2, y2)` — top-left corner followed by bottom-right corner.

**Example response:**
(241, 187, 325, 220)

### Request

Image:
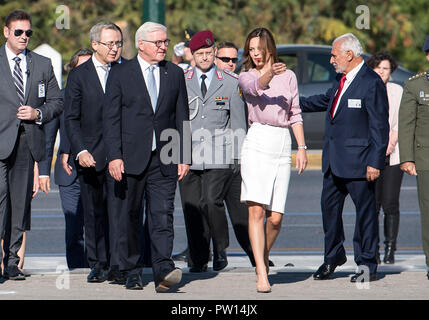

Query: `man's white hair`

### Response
(332, 33, 363, 57)
(135, 22, 167, 49)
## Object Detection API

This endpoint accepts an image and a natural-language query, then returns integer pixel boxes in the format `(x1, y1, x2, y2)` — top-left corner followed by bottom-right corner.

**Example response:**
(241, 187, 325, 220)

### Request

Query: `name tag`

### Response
(38, 83, 46, 98)
(348, 99, 361, 108)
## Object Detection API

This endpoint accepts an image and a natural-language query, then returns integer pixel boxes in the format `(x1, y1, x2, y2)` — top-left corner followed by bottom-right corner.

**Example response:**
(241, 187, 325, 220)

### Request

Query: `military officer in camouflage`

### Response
(179, 30, 247, 273)
(398, 36, 429, 280)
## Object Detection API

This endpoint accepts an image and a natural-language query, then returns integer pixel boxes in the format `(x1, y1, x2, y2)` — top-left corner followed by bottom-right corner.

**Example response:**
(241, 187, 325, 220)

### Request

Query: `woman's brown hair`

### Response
(242, 27, 278, 71)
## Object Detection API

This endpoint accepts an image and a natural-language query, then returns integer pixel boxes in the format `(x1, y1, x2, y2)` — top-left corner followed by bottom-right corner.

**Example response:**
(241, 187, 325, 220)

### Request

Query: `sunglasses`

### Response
(14, 29, 33, 37)
(216, 56, 238, 63)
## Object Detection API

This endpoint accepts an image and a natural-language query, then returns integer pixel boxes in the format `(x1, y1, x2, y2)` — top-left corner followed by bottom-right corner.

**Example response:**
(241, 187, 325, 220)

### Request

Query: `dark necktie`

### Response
(13, 56, 25, 105)
(201, 74, 207, 98)
(330, 74, 347, 118)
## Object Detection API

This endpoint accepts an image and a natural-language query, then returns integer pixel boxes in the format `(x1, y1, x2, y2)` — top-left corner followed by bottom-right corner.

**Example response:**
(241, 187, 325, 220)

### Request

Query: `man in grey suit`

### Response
(0, 10, 63, 280)
(179, 30, 247, 272)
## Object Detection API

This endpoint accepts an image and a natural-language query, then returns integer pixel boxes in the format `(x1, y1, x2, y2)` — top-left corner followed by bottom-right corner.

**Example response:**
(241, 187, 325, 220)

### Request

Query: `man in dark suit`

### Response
(64, 22, 124, 283)
(0, 10, 63, 280)
(103, 21, 190, 292)
(38, 48, 92, 270)
(300, 33, 389, 282)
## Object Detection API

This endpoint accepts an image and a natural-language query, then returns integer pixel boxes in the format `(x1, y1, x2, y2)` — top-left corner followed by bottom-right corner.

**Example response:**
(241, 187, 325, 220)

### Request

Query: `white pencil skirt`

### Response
(240, 122, 292, 214)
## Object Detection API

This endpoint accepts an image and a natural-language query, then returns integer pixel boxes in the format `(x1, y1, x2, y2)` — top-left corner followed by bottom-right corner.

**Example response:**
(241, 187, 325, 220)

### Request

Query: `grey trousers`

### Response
(0, 129, 34, 269)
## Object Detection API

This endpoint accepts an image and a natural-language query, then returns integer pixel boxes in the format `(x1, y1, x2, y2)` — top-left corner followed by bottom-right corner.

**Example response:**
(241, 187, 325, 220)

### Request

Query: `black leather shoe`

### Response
(125, 273, 143, 290)
(87, 268, 105, 283)
(350, 271, 377, 283)
(189, 264, 208, 273)
(426, 271, 429, 280)
(106, 267, 126, 285)
(7, 266, 25, 281)
(313, 257, 347, 280)
(213, 250, 228, 271)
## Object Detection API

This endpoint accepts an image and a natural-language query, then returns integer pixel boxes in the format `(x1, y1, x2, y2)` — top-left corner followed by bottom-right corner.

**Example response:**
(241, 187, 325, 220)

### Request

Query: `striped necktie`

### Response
(13, 56, 25, 105)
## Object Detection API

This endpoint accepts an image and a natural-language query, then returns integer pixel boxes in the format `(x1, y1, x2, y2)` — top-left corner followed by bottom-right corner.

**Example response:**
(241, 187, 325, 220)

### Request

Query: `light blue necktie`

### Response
(147, 65, 158, 150)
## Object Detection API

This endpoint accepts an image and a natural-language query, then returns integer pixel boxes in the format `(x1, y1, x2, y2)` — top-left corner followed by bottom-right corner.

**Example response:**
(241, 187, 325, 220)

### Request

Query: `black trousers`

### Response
(58, 179, 87, 269)
(375, 163, 404, 217)
(78, 167, 108, 270)
(179, 169, 231, 266)
(0, 129, 34, 268)
(321, 169, 378, 274)
(224, 169, 255, 265)
(114, 151, 177, 286)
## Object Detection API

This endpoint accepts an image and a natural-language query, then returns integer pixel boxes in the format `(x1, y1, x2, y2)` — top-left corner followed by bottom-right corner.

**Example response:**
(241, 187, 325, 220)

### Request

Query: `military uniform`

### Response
(179, 64, 247, 270)
(398, 70, 429, 267)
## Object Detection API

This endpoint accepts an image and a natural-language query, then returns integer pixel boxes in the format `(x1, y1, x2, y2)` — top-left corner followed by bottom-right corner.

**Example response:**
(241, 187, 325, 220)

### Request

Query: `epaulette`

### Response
(186, 69, 194, 79)
(408, 71, 427, 81)
(224, 69, 239, 79)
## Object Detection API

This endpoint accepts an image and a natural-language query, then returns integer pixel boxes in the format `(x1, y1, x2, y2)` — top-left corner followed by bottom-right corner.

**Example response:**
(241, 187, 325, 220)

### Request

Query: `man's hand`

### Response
(78, 151, 96, 168)
(400, 161, 417, 176)
(17, 106, 37, 121)
(109, 159, 124, 181)
(39, 177, 50, 195)
(366, 166, 380, 181)
(61, 153, 73, 176)
(177, 164, 190, 181)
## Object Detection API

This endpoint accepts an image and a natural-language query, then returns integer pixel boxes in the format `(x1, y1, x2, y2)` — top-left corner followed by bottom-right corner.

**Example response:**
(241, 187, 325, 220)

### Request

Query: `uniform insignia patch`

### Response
(187, 70, 194, 79)
(216, 70, 223, 79)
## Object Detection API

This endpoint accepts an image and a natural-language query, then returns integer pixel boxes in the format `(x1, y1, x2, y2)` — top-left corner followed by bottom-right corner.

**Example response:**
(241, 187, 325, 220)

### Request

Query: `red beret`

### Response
(189, 30, 214, 52)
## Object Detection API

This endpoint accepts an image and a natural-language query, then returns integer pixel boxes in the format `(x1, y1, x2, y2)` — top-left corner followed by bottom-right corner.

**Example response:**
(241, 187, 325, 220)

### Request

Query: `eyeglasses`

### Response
(14, 29, 33, 37)
(216, 56, 238, 63)
(98, 41, 123, 50)
(142, 39, 170, 48)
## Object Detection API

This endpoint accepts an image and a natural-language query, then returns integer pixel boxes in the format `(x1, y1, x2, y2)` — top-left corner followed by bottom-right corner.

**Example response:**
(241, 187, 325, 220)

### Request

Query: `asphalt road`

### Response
(25, 168, 422, 257)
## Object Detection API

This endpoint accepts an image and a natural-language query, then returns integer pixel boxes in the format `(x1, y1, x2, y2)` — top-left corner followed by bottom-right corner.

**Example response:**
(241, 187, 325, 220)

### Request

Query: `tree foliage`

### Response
(0, 0, 428, 86)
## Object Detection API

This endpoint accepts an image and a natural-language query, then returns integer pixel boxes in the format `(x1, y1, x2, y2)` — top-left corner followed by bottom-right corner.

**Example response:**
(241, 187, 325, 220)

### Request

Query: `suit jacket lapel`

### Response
(86, 59, 105, 96)
(155, 61, 167, 114)
(24, 51, 34, 104)
(130, 57, 153, 114)
(203, 67, 222, 103)
(334, 64, 367, 118)
(0, 45, 21, 106)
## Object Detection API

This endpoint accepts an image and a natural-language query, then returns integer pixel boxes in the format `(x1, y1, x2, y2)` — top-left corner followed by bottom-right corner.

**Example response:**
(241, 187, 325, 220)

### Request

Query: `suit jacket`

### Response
(185, 67, 247, 170)
(38, 110, 78, 186)
(0, 45, 63, 161)
(64, 58, 107, 172)
(300, 63, 389, 179)
(398, 70, 429, 170)
(103, 56, 190, 176)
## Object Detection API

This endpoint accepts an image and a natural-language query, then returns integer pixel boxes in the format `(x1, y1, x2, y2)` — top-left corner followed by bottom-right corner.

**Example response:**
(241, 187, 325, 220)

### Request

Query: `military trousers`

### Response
(416, 170, 429, 267)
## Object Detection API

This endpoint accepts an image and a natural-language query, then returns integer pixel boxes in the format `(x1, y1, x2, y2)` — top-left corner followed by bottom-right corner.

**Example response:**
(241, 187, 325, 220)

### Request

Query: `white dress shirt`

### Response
(332, 60, 364, 117)
(5, 43, 28, 99)
(137, 55, 160, 96)
(92, 54, 111, 93)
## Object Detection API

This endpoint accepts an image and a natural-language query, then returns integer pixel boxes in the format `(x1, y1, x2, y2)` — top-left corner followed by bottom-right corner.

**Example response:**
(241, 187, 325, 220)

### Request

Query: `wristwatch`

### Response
(298, 145, 307, 150)
(36, 109, 42, 122)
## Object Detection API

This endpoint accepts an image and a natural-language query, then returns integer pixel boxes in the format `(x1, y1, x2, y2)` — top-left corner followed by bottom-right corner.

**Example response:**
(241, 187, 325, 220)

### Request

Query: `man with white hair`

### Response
(103, 22, 190, 292)
(300, 33, 389, 282)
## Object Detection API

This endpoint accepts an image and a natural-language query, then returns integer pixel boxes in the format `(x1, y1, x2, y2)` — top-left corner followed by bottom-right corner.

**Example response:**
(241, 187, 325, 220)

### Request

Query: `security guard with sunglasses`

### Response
(0, 10, 62, 280)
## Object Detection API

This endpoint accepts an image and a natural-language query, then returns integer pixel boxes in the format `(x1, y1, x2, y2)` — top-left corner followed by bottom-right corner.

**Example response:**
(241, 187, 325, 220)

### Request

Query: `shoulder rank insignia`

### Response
(409, 71, 427, 81)
(224, 69, 239, 79)
(187, 69, 194, 79)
